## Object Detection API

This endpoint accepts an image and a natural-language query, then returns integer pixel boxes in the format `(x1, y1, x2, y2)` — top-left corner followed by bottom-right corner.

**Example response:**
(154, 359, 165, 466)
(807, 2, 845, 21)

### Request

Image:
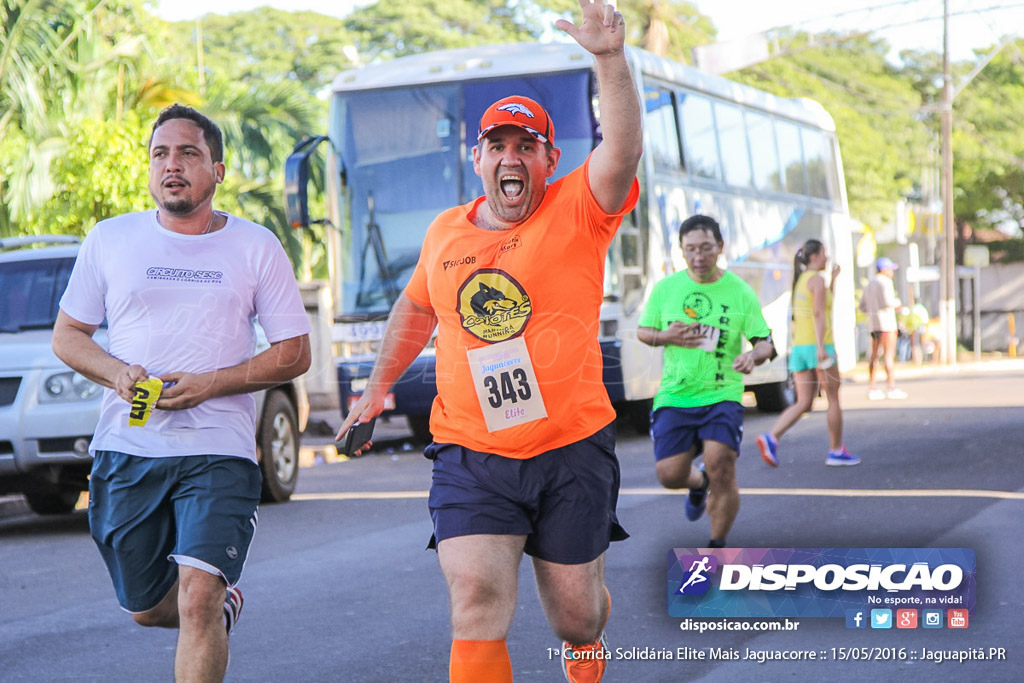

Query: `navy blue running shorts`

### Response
(89, 451, 261, 613)
(650, 402, 745, 461)
(424, 422, 629, 565)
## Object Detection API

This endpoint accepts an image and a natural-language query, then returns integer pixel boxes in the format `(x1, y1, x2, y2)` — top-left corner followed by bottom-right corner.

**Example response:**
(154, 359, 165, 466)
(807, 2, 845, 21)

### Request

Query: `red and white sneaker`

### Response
(224, 585, 244, 635)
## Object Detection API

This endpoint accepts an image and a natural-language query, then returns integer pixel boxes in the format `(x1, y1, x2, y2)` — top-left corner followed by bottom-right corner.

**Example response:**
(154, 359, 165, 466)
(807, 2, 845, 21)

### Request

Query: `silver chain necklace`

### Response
(156, 210, 217, 235)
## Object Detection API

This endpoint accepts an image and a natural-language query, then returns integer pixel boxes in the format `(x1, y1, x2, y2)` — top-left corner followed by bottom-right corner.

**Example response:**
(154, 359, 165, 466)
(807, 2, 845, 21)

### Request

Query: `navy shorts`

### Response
(650, 402, 745, 461)
(424, 423, 629, 565)
(89, 451, 261, 613)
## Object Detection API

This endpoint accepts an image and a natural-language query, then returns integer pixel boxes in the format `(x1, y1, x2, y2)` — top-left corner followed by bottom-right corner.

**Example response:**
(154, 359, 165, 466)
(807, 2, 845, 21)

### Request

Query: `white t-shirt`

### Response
(860, 274, 900, 333)
(59, 210, 311, 461)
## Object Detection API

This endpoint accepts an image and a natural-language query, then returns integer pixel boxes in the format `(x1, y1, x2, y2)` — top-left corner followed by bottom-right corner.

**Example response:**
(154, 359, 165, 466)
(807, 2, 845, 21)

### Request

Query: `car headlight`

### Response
(39, 371, 103, 403)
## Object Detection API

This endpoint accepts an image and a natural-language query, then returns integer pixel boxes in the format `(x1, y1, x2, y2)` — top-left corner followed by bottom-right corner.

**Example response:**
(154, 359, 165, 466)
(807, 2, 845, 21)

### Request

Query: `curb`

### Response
(844, 357, 1023, 384)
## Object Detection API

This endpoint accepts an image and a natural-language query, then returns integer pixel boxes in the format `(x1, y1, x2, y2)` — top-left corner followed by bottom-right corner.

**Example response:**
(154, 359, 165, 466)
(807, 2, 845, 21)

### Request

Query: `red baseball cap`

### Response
(477, 95, 555, 144)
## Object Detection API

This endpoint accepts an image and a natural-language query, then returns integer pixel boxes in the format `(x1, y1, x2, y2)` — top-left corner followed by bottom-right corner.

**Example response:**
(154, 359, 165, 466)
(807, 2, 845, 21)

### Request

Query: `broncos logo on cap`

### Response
(496, 103, 535, 118)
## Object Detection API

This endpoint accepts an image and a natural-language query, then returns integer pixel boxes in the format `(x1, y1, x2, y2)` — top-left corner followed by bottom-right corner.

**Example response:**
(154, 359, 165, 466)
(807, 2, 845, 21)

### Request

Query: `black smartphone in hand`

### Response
(340, 417, 377, 457)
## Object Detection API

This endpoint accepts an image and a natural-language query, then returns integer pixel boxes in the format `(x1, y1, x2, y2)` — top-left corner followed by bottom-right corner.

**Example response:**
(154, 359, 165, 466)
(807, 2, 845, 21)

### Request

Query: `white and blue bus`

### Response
(285, 41, 856, 439)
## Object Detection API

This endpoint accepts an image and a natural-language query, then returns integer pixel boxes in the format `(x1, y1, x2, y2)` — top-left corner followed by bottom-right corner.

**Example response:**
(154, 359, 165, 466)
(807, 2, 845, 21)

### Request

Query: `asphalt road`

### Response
(1, 364, 1022, 682)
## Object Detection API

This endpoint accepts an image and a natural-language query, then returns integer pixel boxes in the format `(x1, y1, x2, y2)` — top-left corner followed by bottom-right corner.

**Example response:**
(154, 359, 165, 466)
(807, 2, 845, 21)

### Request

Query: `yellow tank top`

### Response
(792, 270, 833, 345)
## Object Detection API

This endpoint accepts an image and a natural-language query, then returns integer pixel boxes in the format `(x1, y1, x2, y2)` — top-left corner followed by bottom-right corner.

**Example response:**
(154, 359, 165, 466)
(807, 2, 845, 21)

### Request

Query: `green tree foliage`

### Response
(944, 42, 1024, 232)
(29, 113, 150, 236)
(344, 0, 538, 60)
(164, 8, 353, 96)
(0, 0, 156, 235)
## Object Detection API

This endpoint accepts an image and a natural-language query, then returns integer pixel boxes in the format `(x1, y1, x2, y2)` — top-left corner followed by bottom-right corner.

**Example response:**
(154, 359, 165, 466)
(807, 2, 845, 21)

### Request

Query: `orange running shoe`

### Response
(561, 633, 609, 683)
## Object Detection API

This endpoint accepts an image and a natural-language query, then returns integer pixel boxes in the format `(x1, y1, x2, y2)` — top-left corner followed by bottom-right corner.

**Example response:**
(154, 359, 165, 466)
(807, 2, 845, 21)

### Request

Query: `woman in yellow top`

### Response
(756, 239, 860, 467)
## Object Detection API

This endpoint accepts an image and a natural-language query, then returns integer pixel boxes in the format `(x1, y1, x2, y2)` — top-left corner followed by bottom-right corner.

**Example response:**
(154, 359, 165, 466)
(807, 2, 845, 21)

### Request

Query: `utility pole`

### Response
(939, 0, 957, 365)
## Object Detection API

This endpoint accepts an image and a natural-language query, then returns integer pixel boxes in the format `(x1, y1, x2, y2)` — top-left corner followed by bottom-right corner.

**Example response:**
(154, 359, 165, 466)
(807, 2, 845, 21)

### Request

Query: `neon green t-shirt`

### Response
(639, 270, 771, 409)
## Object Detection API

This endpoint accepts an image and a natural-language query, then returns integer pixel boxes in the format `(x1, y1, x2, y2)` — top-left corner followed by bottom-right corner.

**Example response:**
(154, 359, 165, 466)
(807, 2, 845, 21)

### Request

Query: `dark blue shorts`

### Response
(89, 451, 261, 613)
(650, 402, 745, 461)
(424, 423, 629, 565)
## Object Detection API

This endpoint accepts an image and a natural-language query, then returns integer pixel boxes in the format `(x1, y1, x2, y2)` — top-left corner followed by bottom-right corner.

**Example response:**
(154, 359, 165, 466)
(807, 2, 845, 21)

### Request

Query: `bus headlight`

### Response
(39, 371, 102, 402)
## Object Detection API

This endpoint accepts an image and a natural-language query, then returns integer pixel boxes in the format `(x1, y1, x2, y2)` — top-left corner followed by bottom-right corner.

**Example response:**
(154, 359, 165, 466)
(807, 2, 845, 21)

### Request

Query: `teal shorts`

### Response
(89, 451, 261, 613)
(789, 344, 836, 373)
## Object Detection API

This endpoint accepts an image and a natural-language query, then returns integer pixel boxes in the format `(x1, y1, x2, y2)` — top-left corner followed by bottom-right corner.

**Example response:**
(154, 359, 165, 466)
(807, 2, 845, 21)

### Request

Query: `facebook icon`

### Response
(846, 609, 867, 629)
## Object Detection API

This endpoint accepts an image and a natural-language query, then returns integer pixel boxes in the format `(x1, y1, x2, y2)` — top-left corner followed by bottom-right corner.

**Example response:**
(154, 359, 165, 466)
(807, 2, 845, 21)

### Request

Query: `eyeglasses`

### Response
(682, 244, 718, 256)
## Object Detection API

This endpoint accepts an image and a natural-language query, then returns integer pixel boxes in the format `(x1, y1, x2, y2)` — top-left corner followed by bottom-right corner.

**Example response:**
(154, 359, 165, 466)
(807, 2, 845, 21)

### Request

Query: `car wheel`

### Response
(24, 487, 80, 515)
(258, 390, 299, 503)
(751, 374, 796, 413)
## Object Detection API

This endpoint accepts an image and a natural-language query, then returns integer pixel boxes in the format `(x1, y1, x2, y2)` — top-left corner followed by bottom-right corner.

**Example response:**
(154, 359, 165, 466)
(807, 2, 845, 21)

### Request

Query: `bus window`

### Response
(714, 102, 753, 188)
(679, 92, 721, 181)
(643, 85, 681, 171)
(336, 85, 462, 314)
(801, 128, 836, 200)
(775, 119, 807, 195)
(746, 110, 783, 192)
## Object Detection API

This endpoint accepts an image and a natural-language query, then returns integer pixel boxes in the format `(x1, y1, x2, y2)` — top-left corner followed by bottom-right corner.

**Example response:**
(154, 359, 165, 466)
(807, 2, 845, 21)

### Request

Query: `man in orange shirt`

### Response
(337, 1, 642, 680)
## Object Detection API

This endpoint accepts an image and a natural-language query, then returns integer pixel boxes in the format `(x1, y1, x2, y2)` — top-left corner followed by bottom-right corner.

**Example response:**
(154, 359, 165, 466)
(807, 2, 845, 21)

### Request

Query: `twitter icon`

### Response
(871, 609, 893, 629)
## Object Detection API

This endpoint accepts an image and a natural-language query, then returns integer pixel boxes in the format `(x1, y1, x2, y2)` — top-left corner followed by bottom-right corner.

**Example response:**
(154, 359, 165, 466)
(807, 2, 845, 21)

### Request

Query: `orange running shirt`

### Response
(404, 157, 639, 459)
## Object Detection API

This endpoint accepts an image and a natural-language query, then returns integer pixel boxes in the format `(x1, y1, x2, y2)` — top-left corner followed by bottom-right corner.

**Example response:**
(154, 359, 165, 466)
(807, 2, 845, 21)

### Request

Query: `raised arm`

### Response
(556, 0, 643, 213)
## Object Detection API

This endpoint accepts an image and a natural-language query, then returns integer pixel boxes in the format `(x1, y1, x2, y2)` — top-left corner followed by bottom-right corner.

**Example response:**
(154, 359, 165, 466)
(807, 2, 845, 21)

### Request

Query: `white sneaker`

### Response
(867, 389, 886, 401)
(886, 388, 908, 399)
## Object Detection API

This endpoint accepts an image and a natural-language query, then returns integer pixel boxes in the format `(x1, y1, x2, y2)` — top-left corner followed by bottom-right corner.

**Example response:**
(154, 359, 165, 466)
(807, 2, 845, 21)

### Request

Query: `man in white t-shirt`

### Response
(52, 104, 311, 682)
(859, 256, 905, 399)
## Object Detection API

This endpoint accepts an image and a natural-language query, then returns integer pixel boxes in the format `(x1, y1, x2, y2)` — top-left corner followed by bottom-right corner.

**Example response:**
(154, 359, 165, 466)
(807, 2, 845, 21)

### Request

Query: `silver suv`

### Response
(0, 236, 307, 515)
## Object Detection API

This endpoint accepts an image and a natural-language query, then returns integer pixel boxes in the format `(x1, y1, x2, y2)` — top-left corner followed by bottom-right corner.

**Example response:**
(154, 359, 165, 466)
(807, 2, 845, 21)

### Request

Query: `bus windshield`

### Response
(330, 71, 595, 318)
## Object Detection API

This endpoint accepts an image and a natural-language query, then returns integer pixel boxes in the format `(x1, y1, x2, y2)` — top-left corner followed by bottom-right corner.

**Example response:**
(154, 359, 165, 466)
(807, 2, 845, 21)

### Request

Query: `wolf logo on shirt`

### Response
(457, 269, 532, 342)
(470, 283, 517, 317)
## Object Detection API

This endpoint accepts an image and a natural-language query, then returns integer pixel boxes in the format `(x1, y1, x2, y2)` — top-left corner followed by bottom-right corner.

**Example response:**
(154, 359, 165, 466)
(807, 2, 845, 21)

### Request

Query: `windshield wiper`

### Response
(356, 191, 400, 309)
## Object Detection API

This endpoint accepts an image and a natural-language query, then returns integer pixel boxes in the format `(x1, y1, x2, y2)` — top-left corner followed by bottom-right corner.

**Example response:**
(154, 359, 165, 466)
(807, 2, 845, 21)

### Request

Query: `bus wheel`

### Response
(408, 415, 432, 444)
(623, 399, 653, 435)
(752, 375, 795, 413)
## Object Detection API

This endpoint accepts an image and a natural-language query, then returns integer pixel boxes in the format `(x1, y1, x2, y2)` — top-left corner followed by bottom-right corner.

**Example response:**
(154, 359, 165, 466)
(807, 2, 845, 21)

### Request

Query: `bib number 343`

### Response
(483, 368, 532, 407)
(467, 337, 547, 432)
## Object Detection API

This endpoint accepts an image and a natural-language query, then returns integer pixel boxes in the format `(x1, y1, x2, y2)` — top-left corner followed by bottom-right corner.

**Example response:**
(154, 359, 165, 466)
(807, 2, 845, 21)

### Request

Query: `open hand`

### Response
(555, 0, 627, 57)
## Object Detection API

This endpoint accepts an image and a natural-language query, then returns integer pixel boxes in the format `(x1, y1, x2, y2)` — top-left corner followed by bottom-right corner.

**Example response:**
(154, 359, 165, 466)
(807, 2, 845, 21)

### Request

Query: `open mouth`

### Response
(499, 175, 524, 200)
(163, 177, 188, 189)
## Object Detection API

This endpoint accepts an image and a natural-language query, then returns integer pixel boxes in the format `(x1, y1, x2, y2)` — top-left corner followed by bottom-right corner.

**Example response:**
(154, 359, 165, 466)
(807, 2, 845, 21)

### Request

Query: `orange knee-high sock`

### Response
(450, 639, 513, 683)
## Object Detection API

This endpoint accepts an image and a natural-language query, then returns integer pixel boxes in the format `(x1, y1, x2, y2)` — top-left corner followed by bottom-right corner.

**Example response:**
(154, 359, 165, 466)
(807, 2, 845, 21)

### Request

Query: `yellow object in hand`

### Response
(129, 377, 163, 427)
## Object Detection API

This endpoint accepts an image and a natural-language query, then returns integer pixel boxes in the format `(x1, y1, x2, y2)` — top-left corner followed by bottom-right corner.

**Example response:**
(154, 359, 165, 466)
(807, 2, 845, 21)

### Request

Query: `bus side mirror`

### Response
(284, 136, 328, 229)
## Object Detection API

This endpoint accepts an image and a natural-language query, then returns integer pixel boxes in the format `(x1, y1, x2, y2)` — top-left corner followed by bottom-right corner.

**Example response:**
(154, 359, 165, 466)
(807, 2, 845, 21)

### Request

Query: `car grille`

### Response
(0, 377, 21, 407)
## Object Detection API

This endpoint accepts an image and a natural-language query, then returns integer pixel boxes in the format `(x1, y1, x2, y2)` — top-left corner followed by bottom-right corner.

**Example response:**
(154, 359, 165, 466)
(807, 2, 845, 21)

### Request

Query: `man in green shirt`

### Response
(638, 215, 775, 547)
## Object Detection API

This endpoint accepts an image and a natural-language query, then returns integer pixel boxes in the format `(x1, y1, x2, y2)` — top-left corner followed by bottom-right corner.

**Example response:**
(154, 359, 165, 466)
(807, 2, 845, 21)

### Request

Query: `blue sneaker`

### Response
(756, 433, 779, 467)
(826, 448, 861, 466)
(684, 465, 708, 521)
